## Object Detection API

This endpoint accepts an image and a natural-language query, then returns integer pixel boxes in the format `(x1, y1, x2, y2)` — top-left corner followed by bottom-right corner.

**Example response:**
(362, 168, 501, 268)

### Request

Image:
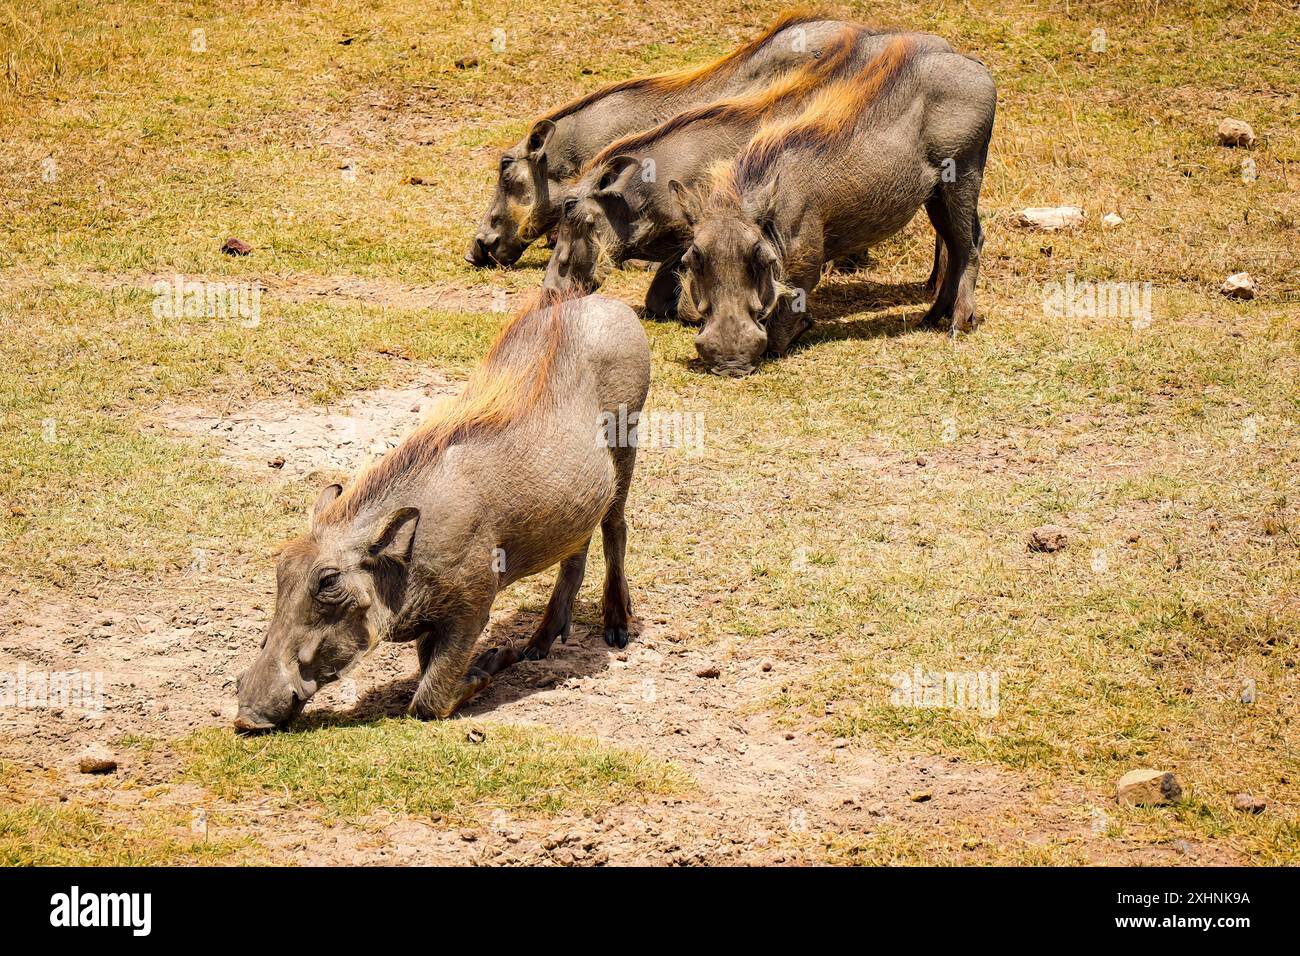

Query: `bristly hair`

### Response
(319, 289, 579, 525)
(535, 8, 828, 126)
(727, 35, 917, 195)
(583, 23, 870, 174)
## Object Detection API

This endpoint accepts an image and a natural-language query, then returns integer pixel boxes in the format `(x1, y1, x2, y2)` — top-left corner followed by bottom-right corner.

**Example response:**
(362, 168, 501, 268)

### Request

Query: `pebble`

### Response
(1116, 769, 1183, 806)
(1232, 792, 1267, 814)
(1216, 118, 1256, 149)
(1028, 525, 1069, 553)
(1220, 272, 1257, 300)
(77, 745, 118, 775)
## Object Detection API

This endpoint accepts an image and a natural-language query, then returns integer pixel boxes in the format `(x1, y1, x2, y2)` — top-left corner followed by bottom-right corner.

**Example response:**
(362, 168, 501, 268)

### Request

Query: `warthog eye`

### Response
(499, 157, 513, 172)
(313, 569, 345, 605)
(563, 197, 579, 217)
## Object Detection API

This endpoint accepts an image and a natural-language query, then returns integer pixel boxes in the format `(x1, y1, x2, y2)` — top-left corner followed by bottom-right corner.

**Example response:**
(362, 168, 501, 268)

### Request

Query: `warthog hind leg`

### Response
(523, 541, 590, 661)
(921, 152, 985, 332)
(924, 234, 946, 297)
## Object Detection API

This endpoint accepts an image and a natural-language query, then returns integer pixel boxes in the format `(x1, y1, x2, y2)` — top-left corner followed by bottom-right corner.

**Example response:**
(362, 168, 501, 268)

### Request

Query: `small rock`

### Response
(459, 829, 478, 842)
(466, 728, 486, 744)
(403, 176, 432, 186)
(760, 660, 773, 673)
(1126, 531, 1142, 544)
(1232, 793, 1267, 814)
(455, 55, 479, 70)
(221, 237, 252, 256)
(695, 666, 720, 679)
(1116, 769, 1182, 806)
(1220, 272, 1257, 300)
(1101, 212, 1124, 228)
(1217, 118, 1256, 149)
(909, 790, 933, 803)
(1016, 206, 1085, 232)
(1028, 525, 1069, 553)
(77, 745, 117, 775)
(268, 455, 285, 470)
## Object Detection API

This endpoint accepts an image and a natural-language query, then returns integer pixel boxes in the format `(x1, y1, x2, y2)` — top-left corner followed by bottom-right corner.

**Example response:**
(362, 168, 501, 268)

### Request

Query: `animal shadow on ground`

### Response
(297, 602, 621, 730)
(678, 275, 940, 373)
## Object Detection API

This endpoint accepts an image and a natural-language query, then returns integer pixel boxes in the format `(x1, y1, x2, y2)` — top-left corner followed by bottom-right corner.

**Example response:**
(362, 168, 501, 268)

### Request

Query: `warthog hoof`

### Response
(603, 627, 629, 649)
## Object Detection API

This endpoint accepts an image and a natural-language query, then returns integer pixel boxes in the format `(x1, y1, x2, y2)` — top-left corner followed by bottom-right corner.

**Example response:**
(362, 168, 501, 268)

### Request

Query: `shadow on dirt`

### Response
(290, 602, 621, 731)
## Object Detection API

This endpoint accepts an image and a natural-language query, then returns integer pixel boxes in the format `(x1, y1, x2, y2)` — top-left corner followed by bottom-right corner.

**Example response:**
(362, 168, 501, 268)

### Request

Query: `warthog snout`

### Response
(694, 324, 766, 377)
(234, 652, 308, 733)
(465, 234, 495, 266)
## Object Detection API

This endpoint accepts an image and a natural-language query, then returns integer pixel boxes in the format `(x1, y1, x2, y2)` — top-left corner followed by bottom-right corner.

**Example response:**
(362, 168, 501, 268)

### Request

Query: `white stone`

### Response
(1016, 206, 1085, 231)
(1221, 272, 1257, 300)
(1101, 212, 1124, 228)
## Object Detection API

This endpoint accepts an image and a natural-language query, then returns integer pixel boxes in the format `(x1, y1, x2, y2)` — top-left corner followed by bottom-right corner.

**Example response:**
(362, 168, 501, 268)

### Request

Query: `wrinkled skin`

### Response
(543, 158, 645, 298)
(466, 18, 859, 268)
(234, 487, 418, 730)
(679, 49, 996, 375)
(679, 197, 782, 377)
(236, 295, 651, 730)
(466, 125, 557, 267)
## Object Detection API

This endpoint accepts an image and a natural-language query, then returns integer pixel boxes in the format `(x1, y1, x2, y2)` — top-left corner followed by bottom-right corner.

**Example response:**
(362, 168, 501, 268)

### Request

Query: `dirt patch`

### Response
(0, 267, 515, 314)
(0, 572, 1240, 865)
(152, 378, 458, 478)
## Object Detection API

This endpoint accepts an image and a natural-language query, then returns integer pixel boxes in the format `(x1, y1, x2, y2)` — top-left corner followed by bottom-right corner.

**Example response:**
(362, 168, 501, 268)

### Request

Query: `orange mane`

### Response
(535, 8, 828, 126)
(584, 24, 869, 174)
(729, 35, 916, 192)
(319, 290, 575, 524)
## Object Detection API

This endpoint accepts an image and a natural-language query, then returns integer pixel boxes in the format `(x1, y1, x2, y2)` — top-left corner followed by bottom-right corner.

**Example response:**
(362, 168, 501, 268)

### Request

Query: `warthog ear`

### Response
(525, 120, 555, 159)
(366, 507, 420, 563)
(745, 171, 782, 236)
(668, 179, 698, 228)
(595, 155, 641, 201)
(310, 484, 343, 529)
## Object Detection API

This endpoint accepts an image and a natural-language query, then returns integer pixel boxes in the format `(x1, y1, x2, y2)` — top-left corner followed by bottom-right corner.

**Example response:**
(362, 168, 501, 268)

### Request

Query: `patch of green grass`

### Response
(180, 719, 688, 821)
(0, 762, 254, 865)
(0, 803, 255, 865)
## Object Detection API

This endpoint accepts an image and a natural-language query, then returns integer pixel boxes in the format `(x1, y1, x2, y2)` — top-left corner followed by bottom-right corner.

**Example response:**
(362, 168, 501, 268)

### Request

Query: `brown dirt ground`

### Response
(0, 311, 1243, 865)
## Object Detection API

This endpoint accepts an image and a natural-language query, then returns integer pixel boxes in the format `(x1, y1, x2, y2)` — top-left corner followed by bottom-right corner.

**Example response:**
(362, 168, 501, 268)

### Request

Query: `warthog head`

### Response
(466, 120, 558, 268)
(672, 178, 782, 376)
(234, 484, 420, 732)
(542, 155, 642, 295)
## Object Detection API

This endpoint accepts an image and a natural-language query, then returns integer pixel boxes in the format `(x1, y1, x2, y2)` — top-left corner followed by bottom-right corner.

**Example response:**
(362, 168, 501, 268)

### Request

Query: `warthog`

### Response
(543, 27, 954, 316)
(234, 293, 650, 730)
(675, 36, 996, 375)
(465, 11, 860, 268)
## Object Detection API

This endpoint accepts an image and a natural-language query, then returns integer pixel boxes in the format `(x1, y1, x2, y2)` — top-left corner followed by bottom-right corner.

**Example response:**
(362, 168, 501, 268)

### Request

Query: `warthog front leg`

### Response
(409, 601, 498, 719)
(765, 265, 822, 357)
(643, 251, 685, 320)
(523, 541, 590, 661)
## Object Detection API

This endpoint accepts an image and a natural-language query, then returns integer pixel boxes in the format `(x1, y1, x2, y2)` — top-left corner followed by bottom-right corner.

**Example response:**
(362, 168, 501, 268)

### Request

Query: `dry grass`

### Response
(1, 0, 1297, 863)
